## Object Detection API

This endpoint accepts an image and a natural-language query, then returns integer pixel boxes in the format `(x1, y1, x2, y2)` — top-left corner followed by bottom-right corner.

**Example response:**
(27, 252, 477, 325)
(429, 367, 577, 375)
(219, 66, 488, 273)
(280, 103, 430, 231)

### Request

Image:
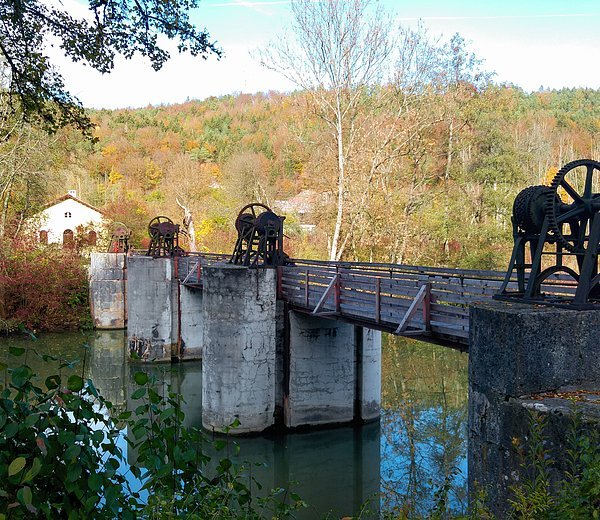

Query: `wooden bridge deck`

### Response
(176, 254, 578, 348)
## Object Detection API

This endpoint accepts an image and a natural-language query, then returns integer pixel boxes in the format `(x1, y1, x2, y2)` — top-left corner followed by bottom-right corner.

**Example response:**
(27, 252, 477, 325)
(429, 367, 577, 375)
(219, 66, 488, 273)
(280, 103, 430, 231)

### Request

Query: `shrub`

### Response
(509, 412, 600, 519)
(0, 345, 304, 518)
(0, 236, 91, 332)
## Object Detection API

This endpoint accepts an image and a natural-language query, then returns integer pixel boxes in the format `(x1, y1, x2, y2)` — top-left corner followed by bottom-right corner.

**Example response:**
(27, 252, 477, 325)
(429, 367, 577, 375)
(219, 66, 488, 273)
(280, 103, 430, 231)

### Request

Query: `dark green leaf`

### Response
(214, 439, 227, 451)
(4, 422, 18, 438)
(9, 346, 25, 357)
(67, 375, 84, 392)
(91, 430, 104, 443)
(148, 388, 161, 404)
(131, 387, 146, 400)
(24, 414, 38, 428)
(133, 372, 148, 385)
(219, 458, 232, 472)
(159, 408, 175, 421)
(8, 457, 26, 477)
(66, 463, 82, 482)
(64, 444, 81, 461)
(45, 375, 60, 389)
(11, 366, 33, 387)
(17, 485, 32, 507)
(88, 473, 102, 492)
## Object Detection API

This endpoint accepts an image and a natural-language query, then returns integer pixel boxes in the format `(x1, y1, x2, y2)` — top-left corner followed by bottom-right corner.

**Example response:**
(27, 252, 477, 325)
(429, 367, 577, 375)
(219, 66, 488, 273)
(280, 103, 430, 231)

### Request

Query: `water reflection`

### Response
(381, 336, 468, 517)
(1, 329, 468, 517)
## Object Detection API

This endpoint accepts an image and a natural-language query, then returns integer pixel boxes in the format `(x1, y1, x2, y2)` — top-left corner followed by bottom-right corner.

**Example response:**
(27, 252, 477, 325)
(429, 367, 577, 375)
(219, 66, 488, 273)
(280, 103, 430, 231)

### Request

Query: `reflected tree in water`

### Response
(380, 336, 468, 517)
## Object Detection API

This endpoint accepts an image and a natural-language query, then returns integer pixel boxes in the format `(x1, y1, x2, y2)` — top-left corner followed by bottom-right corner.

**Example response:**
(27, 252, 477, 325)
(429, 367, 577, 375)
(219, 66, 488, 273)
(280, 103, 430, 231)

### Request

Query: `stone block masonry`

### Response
(468, 301, 600, 517)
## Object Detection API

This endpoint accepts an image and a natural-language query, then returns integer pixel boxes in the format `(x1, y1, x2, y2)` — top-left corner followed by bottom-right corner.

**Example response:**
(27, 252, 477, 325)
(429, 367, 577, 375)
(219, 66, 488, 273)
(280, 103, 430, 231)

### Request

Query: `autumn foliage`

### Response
(0, 237, 90, 332)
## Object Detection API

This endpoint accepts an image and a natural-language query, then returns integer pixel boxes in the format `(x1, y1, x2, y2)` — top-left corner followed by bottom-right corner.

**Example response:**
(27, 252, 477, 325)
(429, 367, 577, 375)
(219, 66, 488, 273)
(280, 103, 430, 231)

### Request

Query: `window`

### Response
(87, 230, 97, 246)
(65, 212, 72, 218)
(39, 230, 48, 244)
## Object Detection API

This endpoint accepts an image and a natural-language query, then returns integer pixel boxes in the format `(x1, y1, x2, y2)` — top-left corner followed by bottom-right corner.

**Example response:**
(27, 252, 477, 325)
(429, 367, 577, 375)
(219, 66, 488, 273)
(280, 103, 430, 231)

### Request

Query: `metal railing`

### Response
(279, 259, 577, 346)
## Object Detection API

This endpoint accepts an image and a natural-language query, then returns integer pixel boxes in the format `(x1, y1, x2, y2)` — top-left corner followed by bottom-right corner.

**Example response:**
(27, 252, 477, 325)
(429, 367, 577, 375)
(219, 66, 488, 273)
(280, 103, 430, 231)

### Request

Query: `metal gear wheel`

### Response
(547, 159, 600, 253)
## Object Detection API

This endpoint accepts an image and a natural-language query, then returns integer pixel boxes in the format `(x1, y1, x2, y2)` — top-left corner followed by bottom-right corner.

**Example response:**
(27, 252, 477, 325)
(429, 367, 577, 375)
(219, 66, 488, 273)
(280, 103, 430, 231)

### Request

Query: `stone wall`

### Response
(469, 301, 600, 517)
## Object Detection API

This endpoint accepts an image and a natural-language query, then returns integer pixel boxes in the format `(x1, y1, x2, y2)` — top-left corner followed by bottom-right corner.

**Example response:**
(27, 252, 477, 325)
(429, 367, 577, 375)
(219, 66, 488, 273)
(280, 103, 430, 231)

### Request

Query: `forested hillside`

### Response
(2, 87, 600, 269)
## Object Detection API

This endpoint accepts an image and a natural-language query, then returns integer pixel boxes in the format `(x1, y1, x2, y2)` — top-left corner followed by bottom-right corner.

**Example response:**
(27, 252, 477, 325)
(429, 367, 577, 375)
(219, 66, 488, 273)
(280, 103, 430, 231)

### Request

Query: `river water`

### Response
(1, 331, 468, 518)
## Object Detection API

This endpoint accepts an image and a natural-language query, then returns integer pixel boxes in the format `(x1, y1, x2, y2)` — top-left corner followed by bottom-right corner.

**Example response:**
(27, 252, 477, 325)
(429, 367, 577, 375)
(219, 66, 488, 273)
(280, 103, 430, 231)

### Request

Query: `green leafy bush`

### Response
(509, 412, 600, 520)
(0, 346, 304, 519)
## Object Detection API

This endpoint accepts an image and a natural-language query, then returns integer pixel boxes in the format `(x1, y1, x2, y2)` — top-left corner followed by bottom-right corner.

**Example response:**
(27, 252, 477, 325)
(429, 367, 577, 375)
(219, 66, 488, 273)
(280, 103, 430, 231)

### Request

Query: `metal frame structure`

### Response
(107, 222, 131, 253)
(230, 203, 287, 267)
(497, 159, 600, 307)
(146, 216, 186, 258)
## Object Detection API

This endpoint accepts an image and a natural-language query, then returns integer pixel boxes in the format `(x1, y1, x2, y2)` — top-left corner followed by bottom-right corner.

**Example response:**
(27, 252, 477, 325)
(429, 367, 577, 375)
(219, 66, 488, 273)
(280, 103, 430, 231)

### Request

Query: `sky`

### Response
(53, 0, 600, 109)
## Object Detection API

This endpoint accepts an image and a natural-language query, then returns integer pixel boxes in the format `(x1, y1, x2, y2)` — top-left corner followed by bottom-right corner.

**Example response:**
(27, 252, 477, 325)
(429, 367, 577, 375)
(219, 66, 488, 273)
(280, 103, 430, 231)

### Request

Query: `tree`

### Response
(437, 34, 493, 257)
(0, 114, 56, 238)
(0, 0, 221, 136)
(259, 0, 392, 260)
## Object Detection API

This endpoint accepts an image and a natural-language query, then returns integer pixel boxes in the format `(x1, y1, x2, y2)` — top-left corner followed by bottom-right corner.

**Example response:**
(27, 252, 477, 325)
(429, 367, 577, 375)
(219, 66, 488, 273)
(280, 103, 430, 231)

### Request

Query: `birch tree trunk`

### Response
(176, 198, 197, 252)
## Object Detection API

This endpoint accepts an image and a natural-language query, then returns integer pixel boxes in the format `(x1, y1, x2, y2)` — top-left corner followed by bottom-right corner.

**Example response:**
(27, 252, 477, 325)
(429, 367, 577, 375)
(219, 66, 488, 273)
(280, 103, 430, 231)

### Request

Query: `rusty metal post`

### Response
(422, 282, 431, 331)
(276, 266, 283, 299)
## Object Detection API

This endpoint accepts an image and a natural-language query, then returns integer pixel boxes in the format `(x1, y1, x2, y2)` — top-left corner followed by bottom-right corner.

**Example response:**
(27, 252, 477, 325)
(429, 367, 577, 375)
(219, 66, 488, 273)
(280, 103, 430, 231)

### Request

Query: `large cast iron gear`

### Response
(547, 159, 600, 253)
(513, 185, 551, 233)
(146, 215, 185, 257)
(230, 203, 287, 266)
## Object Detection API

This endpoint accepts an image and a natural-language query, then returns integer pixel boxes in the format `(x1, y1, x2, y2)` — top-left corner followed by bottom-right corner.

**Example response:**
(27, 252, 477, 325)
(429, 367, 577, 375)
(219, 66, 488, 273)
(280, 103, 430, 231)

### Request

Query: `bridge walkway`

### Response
(175, 254, 576, 348)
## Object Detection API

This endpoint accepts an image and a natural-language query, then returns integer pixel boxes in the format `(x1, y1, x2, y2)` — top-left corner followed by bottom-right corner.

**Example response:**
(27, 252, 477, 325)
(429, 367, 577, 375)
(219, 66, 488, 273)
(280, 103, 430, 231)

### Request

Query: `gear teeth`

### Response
(547, 159, 600, 253)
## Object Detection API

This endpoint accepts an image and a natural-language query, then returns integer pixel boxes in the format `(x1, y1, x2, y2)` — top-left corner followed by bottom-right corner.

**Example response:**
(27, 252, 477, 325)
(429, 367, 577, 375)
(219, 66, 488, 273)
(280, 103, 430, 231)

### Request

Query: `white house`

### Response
(36, 191, 106, 246)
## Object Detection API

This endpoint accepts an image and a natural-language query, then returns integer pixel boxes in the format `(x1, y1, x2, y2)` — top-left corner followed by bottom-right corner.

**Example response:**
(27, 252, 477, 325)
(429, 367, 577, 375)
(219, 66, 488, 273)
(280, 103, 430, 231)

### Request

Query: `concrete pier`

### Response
(126, 256, 176, 362)
(125, 256, 204, 362)
(93, 255, 383, 433)
(178, 285, 203, 360)
(89, 253, 127, 329)
(284, 311, 381, 428)
(468, 301, 600, 517)
(202, 264, 277, 434)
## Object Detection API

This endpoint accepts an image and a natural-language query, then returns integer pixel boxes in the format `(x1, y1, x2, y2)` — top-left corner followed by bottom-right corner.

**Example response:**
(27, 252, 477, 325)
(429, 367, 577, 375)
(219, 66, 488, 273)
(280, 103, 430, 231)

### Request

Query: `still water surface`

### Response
(1, 331, 468, 518)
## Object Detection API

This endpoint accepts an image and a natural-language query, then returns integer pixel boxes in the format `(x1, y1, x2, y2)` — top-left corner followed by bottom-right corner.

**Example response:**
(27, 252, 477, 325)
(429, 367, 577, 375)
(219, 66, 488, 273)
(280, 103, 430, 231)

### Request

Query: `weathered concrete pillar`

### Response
(285, 312, 355, 428)
(284, 311, 381, 428)
(126, 256, 176, 362)
(359, 327, 382, 422)
(89, 253, 127, 329)
(469, 301, 600, 517)
(202, 265, 277, 434)
(178, 285, 203, 360)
